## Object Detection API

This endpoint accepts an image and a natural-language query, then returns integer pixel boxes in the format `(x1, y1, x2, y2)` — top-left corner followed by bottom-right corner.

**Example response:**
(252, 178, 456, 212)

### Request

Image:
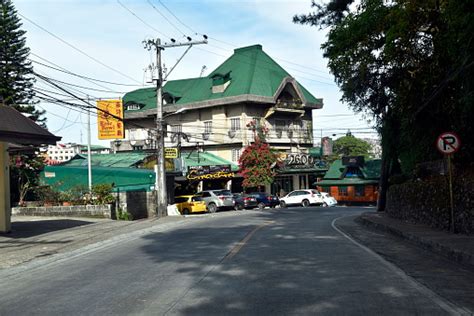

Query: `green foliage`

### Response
(295, 0, 474, 173)
(116, 208, 133, 221)
(331, 135, 372, 159)
(0, 0, 45, 124)
(239, 138, 278, 188)
(35, 185, 61, 205)
(91, 183, 115, 205)
(10, 154, 45, 205)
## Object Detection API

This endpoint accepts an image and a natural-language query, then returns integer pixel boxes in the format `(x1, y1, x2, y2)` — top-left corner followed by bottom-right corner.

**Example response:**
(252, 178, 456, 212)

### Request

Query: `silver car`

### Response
(195, 189, 235, 213)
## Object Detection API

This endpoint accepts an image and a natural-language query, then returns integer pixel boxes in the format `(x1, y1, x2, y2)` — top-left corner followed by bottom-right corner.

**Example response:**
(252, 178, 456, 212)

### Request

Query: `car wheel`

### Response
(257, 202, 265, 210)
(208, 203, 217, 213)
(322, 202, 328, 207)
(280, 201, 286, 208)
(302, 199, 310, 207)
(183, 208, 190, 215)
(234, 204, 243, 211)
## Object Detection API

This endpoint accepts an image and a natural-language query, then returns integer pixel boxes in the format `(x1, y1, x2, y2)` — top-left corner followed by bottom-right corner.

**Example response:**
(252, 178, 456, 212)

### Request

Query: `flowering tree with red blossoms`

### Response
(238, 120, 278, 189)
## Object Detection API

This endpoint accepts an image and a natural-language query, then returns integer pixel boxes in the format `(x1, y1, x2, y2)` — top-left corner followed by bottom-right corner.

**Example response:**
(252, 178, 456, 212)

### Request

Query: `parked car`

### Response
(195, 189, 235, 213)
(249, 192, 280, 209)
(233, 193, 258, 210)
(279, 189, 324, 208)
(174, 195, 207, 215)
(321, 192, 338, 207)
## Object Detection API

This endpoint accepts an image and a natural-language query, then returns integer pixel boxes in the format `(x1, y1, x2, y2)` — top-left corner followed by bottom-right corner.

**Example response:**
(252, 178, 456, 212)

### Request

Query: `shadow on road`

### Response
(135, 208, 421, 315)
(0, 219, 94, 239)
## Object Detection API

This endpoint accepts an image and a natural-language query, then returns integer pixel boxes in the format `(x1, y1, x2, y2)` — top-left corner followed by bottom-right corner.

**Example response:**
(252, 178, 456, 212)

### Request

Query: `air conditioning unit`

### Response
(202, 133, 210, 140)
(228, 130, 236, 138)
(276, 130, 283, 138)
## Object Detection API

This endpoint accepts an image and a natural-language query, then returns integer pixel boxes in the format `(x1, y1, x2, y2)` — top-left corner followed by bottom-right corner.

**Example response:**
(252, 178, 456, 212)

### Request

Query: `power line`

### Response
(30, 58, 146, 87)
(146, 0, 186, 37)
(116, 0, 172, 40)
(19, 12, 142, 84)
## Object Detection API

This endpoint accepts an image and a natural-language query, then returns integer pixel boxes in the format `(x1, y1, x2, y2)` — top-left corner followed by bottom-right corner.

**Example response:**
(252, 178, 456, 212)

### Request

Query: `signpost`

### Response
(164, 148, 179, 159)
(436, 132, 461, 233)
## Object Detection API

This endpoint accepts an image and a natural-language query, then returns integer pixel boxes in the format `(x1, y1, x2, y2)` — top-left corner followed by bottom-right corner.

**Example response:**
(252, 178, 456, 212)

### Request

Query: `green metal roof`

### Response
(79, 144, 109, 151)
(61, 152, 151, 168)
(41, 166, 156, 192)
(316, 179, 379, 186)
(316, 158, 381, 186)
(183, 151, 239, 171)
(123, 45, 322, 112)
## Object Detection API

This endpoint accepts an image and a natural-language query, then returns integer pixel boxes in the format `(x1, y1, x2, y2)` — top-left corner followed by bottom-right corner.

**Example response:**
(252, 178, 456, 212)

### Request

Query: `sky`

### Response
(14, 0, 378, 147)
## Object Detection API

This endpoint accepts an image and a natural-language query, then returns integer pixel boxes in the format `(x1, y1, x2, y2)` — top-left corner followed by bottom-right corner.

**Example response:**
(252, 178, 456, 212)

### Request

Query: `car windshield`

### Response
(214, 190, 232, 196)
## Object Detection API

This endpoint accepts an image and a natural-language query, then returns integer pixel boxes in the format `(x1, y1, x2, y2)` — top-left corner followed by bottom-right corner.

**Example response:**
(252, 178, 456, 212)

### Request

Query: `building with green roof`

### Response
(120, 44, 324, 194)
(316, 157, 381, 204)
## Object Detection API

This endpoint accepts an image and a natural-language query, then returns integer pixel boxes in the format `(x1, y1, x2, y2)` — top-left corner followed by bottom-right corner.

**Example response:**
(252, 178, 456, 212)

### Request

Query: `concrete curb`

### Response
(357, 213, 474, 269)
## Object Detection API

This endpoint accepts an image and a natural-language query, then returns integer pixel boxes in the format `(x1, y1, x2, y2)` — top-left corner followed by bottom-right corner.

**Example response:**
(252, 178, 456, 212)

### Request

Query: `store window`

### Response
(355, 185, 365, 197)
(338, 186, 348, 196)
(232, 148, 241, 162)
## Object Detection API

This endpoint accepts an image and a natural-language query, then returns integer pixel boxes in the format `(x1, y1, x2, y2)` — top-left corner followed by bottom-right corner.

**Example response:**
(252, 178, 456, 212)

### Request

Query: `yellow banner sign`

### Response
(97, 100, 124, 140)
(165, 148, 179, 159)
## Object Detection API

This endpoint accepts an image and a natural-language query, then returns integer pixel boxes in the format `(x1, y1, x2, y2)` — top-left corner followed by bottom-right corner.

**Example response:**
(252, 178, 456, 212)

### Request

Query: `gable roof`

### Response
(0, 105, 61, 145)
(123, 45, 322, 114)
(315, 159, 381, 186)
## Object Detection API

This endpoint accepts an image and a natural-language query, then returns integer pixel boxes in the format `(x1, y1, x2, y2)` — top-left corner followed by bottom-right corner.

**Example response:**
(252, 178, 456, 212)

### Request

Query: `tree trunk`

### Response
(377, 155, 390, 212)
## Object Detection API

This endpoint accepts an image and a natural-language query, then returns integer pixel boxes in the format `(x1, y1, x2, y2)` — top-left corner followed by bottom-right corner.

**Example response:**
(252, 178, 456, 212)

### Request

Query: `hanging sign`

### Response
(97, 100, 124, 140)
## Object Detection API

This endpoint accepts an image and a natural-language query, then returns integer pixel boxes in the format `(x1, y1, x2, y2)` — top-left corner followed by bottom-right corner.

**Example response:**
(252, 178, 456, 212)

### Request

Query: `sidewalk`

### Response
(358, 212, 474, 269)
(0, 215, 184, 269)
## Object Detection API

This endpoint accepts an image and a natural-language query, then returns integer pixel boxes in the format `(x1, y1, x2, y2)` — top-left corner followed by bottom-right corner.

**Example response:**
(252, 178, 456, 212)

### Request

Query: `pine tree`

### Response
(0, 0, 45, 125)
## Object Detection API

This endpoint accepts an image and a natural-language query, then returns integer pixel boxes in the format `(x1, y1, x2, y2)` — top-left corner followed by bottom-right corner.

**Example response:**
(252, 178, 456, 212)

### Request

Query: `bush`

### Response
(92, 183, 115, 205)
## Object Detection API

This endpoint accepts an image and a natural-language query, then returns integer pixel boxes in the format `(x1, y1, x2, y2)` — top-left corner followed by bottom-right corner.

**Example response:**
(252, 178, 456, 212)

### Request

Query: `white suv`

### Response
(195, 189, 235, 213)
(279, 189, 324, 208)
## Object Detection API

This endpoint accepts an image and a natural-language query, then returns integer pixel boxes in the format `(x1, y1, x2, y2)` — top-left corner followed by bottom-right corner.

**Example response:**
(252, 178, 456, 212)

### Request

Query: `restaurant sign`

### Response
(187, 165, 234, 181)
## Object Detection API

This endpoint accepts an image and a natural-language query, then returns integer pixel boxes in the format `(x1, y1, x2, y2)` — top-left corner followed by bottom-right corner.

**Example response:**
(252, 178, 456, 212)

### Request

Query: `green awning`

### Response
(183, 151, 239, 171)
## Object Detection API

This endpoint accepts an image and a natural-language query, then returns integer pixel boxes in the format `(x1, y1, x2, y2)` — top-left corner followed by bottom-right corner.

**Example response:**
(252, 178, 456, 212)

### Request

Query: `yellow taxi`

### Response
(174, 195, 207, 215)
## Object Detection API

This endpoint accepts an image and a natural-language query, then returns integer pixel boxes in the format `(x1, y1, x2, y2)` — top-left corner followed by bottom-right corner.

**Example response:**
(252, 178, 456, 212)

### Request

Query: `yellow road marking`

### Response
(224, 221, 274, 261)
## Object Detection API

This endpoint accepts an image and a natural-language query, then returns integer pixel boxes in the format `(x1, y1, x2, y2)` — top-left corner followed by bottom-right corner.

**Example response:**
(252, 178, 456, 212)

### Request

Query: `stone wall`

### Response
(12, 204, 113, 219)
(114, 190, 156, 219)
(386, 169, 474, 234)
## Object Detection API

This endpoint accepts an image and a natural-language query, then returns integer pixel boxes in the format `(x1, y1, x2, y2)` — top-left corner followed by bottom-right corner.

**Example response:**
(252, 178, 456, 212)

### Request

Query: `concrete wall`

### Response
(115, 190, 156, 219)
(12, 205, 113, 219)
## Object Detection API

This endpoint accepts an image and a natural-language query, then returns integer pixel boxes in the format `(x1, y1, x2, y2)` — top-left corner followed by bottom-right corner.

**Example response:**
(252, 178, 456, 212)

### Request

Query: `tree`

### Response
(294, 0, 474, 211)
(9, 153, 45, 206)
(332, 134, 372, 159)
(0, 0, 45, 124)
(238, 120, 278, 190)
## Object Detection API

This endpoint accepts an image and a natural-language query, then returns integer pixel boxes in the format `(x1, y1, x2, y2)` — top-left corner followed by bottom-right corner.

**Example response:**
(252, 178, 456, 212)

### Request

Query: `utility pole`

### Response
(87, 96, 92, 193)
(143, 36, 207, 217)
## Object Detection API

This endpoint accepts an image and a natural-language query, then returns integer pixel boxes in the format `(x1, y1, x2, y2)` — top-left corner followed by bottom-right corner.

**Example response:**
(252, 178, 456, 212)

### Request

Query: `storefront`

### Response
(268, 152, 328, 196)
(315, 157, 381, 204)
(174, 151, 240, 195)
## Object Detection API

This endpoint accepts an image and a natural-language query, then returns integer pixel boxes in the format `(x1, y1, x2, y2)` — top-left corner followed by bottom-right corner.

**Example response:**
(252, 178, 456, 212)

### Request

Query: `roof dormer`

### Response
(211, 71, 231, 93)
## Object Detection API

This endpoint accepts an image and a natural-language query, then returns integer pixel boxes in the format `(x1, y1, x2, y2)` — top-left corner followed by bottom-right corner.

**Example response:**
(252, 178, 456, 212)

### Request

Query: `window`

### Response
(204, 121, 212, 134)
(355, 185, 365, 197)
(275, 119, 286, 138)
(230, 118, 240, 131)
(338, 186, 348, 196)
(171, 125, 182, 134)
(232, 148, 241, 162)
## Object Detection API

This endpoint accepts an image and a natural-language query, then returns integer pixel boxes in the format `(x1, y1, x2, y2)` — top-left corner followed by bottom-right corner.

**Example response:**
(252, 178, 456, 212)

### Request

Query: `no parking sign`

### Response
(437, 132, 461, 155)
(436, 132, 461, 233)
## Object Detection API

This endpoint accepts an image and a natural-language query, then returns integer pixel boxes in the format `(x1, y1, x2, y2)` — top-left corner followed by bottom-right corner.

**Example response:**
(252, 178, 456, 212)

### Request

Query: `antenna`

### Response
(200, 65, 207, 77)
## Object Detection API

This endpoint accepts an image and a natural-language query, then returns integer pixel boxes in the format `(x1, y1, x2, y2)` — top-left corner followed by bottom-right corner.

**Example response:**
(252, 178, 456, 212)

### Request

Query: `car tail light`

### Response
(219, 196, 226, 200)
(267, 196, 271, 201)
(243, 197, 250, 201)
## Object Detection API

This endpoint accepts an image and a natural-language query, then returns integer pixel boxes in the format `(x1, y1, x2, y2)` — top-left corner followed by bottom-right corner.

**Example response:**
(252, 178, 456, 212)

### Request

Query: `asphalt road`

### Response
(0, 207, 466, 315)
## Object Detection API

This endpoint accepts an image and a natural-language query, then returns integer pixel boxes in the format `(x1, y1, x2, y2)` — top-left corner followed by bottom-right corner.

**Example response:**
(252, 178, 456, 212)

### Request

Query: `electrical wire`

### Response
(18, 12, 142, 84)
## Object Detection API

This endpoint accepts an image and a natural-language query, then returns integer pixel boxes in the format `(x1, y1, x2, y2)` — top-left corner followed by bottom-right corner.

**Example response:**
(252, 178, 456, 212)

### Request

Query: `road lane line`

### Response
(332, 215, 469, 316)
(223, 220, 274, 261)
